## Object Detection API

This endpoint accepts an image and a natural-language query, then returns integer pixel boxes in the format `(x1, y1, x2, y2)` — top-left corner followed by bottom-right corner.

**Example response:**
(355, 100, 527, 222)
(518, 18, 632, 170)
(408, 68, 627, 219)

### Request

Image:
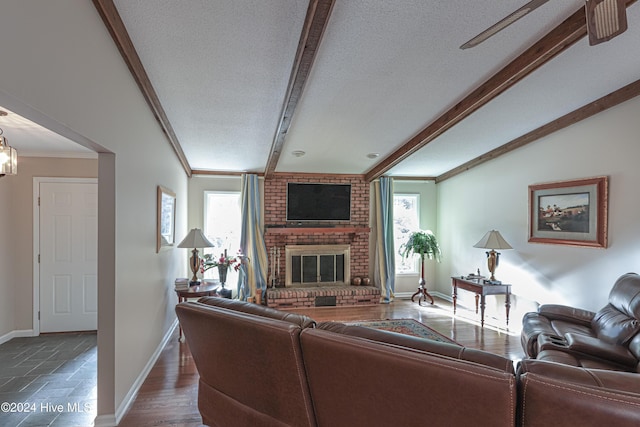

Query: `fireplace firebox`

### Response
(285, 244, 350, 287)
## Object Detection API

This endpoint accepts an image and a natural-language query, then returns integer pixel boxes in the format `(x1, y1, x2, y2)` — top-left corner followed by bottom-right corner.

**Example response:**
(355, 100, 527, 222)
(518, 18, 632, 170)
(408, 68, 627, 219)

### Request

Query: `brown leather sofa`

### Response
(516, 272, 640, 426)
(178, 296, 640, 427)
(176, 297, 516, 427)
(521, 272, 640, 371)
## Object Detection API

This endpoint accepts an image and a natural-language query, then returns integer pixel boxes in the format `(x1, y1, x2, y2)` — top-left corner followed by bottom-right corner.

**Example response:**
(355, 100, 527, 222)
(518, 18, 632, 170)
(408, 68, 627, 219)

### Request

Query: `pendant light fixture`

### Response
(0, 111, 17, 178)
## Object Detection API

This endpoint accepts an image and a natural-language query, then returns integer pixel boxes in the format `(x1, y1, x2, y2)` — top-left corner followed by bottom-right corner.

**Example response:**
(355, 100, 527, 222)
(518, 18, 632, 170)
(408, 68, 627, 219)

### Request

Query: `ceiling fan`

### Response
(460, 0, 629, 49)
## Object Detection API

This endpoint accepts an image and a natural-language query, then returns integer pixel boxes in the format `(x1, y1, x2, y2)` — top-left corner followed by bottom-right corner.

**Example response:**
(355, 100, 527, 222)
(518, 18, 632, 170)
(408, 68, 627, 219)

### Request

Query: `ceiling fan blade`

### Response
(460, 0, 550, 49)
(586, 0, 628, 45)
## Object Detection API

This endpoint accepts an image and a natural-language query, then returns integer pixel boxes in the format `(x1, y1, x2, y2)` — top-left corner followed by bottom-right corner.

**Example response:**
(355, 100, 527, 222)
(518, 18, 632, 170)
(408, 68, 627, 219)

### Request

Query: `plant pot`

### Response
(351, 277, 361, 286)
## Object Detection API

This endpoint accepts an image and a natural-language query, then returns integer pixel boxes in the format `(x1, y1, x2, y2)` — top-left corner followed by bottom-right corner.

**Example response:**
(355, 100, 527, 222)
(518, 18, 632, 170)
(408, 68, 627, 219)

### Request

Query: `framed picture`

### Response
(157, 185, 176, 253)
(528, 176, 608, 248)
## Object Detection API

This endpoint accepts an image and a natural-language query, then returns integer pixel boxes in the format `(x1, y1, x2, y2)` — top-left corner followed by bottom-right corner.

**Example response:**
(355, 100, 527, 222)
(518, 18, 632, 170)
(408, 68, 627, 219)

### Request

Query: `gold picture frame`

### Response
(528, 176, 608, 248)
(157, 185, 176, 253)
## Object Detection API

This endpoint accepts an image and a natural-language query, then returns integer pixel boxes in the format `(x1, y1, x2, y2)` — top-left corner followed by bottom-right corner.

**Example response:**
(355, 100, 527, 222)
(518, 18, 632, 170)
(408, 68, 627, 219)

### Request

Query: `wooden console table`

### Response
(175, 283, 218, 340)
(451, 276, 511, 328)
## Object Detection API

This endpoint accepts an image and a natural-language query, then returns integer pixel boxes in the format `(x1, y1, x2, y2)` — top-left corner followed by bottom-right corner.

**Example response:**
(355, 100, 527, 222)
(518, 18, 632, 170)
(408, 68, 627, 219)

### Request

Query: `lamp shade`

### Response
(177, 228, 214, 249)
(473, 230, 512, 250)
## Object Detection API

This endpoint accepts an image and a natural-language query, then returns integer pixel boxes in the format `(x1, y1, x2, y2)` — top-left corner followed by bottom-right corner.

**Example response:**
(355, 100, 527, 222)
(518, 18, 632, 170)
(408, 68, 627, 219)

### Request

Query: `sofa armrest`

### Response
(538, 304, 595, 326)
(564, 332, 637, 367)
(521, 312, 557, 358)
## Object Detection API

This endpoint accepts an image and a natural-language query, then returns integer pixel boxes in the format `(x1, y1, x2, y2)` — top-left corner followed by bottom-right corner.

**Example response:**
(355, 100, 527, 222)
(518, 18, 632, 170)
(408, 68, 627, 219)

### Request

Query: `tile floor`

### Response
(0, 332, 96, 427)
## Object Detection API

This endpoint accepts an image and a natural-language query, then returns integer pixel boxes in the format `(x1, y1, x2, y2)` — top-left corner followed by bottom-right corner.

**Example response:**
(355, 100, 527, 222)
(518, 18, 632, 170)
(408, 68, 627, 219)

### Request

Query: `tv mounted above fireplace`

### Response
(286, 183, 351, 222)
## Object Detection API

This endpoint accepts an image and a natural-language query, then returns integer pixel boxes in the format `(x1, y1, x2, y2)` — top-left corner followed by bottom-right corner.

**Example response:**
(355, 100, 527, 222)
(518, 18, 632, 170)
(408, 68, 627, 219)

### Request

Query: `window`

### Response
(203, 191, 241, 279)
(393, 193, 420, 274)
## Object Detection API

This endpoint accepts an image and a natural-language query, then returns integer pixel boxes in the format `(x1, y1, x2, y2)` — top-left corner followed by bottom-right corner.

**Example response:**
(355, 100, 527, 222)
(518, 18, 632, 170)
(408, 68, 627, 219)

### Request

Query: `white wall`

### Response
(0, 2, 188, 424)
(435, 95, 640, 318)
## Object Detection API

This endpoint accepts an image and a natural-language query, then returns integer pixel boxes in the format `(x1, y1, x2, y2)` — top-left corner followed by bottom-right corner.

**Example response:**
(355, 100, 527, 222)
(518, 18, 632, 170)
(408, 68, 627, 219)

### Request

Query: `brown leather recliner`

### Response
(521, 272, 640, 371)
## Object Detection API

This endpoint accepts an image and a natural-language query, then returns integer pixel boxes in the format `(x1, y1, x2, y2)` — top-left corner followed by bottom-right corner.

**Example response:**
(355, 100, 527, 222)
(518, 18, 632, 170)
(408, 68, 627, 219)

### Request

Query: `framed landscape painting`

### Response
(528, 176, 608, 248)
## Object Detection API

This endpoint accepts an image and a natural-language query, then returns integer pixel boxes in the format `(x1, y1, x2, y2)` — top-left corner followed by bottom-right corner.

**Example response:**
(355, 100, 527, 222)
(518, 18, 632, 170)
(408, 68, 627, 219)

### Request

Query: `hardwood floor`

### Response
(117, 339, 203, 427)
(119, 297, 525, 426)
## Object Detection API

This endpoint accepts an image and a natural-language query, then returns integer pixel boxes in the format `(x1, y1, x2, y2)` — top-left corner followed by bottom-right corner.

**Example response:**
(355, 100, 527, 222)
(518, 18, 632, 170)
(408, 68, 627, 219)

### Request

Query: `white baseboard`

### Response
(93, 414, 117, 427)
(433, 291, 452, 302)
(393, 291, 451, 301)
(0, 329, 36, 345)
(93, 320, 179, 427)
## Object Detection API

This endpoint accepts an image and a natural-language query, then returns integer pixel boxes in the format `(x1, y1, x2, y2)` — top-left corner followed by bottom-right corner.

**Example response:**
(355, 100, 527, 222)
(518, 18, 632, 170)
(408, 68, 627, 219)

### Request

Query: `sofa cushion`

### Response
(564, 332, 637, 367)
(591, 304, 640, 345)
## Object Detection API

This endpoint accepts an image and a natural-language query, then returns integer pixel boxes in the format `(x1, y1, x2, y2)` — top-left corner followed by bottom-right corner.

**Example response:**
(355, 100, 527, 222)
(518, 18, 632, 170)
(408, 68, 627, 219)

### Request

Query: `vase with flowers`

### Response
(201, 250, 243, 297)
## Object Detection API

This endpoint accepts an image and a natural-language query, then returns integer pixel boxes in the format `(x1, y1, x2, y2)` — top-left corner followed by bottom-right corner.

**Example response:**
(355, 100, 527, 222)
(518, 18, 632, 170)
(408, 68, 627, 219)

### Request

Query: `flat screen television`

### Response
(286, 183, 351, 222)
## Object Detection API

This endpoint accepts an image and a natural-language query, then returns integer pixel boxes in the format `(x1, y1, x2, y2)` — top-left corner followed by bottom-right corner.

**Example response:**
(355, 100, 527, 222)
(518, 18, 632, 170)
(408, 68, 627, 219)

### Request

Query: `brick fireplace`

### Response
(263, 173, 380, 307)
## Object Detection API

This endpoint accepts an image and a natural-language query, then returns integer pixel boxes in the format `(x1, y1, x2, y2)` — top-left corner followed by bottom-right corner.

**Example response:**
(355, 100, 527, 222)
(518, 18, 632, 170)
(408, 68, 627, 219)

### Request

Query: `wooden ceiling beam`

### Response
(436, 78, 640, 182)
(92, 0, 192, 177)
(191, 169, 263, 177)
(264, 0, 335, 178)
(367, 0, 637, 182)
(364, 7, 590, 182)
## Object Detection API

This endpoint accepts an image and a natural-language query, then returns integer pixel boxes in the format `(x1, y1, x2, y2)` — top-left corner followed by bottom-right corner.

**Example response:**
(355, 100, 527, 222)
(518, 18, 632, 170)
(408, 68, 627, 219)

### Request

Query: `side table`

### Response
(175, 283, 218, 340)
(451, 276, 511, 328)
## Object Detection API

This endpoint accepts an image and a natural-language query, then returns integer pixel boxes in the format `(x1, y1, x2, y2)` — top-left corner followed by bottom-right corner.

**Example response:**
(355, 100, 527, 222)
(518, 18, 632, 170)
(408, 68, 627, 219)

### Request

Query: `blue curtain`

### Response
(237, 174, 268, 301)
(373, 176, 395, 303)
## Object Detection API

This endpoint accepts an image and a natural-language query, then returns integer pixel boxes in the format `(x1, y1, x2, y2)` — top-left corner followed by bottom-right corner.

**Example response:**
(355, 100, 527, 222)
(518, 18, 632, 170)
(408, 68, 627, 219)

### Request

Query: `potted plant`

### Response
(400, 230, 441, 306)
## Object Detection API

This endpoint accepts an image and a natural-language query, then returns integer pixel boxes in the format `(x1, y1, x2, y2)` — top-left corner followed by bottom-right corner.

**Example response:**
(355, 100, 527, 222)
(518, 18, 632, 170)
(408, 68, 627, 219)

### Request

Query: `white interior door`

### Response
(39, 181, 98, 333)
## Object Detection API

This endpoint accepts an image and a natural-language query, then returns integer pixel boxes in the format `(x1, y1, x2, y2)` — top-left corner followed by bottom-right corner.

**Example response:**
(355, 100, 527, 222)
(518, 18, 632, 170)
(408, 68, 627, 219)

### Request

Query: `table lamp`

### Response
(473, 230, 512, 282)
(177, 228, 214, 286)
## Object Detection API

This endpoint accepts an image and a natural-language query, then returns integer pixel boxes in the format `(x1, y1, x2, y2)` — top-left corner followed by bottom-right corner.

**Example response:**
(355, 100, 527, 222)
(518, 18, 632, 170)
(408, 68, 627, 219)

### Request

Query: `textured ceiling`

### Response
(0, 106, 95, 158)
(6, 1, 640, 177)
(114, 0, 309, 173)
